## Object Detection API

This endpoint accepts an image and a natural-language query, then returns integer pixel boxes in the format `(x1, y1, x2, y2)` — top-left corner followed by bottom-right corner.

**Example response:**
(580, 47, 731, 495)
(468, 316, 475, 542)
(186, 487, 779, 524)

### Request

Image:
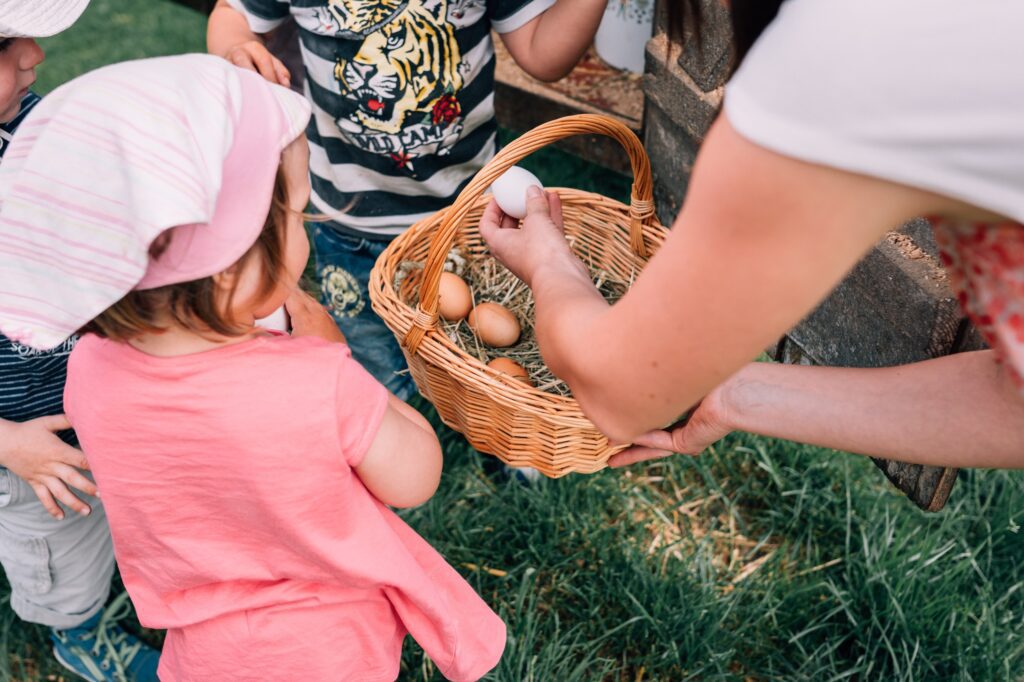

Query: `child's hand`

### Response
(286, 288, 347, 343)
(0, 415, 97, 519)
(223, 40, 291, 87)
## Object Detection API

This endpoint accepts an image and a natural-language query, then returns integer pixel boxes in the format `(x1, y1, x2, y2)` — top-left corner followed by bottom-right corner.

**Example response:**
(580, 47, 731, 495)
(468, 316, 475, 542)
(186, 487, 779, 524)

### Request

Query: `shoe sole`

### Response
(52, 645, 103, 682)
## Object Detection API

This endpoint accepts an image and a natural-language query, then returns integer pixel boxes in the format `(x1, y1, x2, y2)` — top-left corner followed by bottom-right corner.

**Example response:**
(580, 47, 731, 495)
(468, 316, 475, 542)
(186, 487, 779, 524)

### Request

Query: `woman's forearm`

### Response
(722, 351, 1024, 468)
(529, 258, 643, 438)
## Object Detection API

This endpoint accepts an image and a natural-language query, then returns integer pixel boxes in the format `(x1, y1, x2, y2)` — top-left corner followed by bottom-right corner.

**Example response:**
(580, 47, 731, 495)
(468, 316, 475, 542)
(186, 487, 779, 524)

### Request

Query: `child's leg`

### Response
(0, 468, 161, 681)
(312, 224, 418, 401)
(0, 468, 113, 628)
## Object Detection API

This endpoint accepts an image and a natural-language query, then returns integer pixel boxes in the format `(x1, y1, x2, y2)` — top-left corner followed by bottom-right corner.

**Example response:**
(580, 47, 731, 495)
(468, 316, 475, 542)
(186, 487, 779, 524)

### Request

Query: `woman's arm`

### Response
(498, 0, 607, 82)
(612, 351, 1024, 469)
(482, 117, 956, 444)
(355, 394, 443, 508)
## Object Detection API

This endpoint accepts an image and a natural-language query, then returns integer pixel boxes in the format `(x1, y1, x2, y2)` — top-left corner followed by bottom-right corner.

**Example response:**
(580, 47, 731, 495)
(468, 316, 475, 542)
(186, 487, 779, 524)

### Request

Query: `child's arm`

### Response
(207, 0, 291, 86)
(288, 288, 438, 505)
(0, 415, 96, 519)
(355, 394, 443, 508)
(498, 0, 607, 82)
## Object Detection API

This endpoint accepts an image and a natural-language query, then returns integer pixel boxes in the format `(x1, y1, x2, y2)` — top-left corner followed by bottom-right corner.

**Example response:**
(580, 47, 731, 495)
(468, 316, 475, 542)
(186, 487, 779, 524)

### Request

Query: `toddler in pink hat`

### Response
(0, 53, 505, 681)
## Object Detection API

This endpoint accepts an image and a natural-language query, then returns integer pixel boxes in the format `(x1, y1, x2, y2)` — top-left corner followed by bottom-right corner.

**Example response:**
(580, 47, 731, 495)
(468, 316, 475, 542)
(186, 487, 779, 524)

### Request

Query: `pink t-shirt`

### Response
(64, 334, 505, 681)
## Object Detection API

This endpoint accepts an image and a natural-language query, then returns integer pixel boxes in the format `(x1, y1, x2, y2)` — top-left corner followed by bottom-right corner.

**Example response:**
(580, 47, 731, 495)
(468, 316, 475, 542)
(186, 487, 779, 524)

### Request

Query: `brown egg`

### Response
(437, 272, 473, 322)
(468, 302, 521, 347)
(487, 357, 533, 386)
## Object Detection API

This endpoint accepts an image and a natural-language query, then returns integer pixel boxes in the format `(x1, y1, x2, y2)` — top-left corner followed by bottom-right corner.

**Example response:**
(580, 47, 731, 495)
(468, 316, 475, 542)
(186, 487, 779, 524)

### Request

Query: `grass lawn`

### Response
(4, 1, 1023, 679)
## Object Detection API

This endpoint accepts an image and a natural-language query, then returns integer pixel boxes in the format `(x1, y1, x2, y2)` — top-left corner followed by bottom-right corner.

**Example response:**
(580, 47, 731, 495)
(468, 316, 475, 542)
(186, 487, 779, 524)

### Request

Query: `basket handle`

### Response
(404, 113, 656, 355)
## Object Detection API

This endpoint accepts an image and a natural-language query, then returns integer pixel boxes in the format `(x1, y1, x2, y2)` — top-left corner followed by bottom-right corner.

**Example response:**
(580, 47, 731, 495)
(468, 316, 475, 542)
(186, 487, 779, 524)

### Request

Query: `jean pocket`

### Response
(0, 526, 53, 596)
(313, 226, 369, 255)
(0, 469, 13, 508)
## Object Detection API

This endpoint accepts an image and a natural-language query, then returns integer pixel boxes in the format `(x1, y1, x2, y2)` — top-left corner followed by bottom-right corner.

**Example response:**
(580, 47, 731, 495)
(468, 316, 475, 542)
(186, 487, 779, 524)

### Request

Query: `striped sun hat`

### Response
(0, 0, 91, 38)
(0, 54, 311, 350)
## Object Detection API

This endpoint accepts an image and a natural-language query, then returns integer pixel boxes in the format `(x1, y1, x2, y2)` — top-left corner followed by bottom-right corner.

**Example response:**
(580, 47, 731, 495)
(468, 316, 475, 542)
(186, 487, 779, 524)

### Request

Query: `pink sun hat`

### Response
(0, 54, 310, 350)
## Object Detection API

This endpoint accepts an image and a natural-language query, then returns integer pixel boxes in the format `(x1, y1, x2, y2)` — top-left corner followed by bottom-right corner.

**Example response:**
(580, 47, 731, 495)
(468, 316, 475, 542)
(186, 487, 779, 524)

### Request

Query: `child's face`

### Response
(0, 38, 44, 124)
(240, 136, 312, 320)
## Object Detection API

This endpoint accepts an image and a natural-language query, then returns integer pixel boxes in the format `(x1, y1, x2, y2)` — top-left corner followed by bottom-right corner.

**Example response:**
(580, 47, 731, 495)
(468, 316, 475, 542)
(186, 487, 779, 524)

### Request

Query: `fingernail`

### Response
(526, 185, 543, 198)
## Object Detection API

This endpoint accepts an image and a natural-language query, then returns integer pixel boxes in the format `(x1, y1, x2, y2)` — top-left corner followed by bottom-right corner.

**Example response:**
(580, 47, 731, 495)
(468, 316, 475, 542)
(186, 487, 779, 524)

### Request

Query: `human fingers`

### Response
(628, 429, 678, 451)
(36, 413, 71, 433)
(29, 482, 65, 520)
(41, 476, 91, 516)
(479, 199, 506, 235)
(59, 446, 91, 472)
(273, 56, 291, 87)
(524, 185, 550, 218)
(548, 191, 563, 229)
(248, 45, 286, 84)
(226, 46, 258, 73)
(480, 200, 518, 253)
(53, 463, 98, 498)
(608, 445, 673, 468)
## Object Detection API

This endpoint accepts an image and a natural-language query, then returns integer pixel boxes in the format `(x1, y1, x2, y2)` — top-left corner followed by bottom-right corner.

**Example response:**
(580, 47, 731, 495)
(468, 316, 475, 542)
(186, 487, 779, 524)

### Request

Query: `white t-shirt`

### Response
(725, 0, 1024, 223)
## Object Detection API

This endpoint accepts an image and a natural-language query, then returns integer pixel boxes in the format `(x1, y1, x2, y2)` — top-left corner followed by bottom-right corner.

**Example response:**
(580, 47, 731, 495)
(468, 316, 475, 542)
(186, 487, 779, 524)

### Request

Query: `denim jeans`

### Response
(312, 224, 417, 401)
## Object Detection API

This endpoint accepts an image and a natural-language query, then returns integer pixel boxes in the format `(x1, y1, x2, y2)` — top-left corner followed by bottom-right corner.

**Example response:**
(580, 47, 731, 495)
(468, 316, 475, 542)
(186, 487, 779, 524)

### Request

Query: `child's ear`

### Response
(212, 265, 239, 292)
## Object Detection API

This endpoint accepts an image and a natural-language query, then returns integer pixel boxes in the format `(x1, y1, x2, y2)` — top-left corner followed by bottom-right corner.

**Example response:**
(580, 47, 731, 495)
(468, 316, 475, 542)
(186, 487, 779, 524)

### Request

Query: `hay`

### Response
(397, 247, 633, 397)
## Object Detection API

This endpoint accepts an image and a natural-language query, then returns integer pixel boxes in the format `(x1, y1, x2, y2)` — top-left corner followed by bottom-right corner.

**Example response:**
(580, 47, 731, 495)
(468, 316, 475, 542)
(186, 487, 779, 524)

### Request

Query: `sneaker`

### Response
(506, 465, 542, 483)
(51, 592, 160, 682)
(480, 454, 542, 484)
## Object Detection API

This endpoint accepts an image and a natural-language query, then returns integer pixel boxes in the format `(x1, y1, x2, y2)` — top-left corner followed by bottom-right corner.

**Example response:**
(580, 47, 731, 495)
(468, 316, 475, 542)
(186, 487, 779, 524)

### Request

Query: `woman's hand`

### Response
(608, 386, 732, 467)
(0, 415, 96, 519)
(479, 185, 584, 286)
(286, 288, 347, 343)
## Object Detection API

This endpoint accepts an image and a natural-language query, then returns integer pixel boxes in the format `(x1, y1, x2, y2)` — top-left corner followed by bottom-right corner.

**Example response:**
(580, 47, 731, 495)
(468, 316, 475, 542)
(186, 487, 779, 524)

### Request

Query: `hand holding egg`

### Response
(489, 166, 543, 220)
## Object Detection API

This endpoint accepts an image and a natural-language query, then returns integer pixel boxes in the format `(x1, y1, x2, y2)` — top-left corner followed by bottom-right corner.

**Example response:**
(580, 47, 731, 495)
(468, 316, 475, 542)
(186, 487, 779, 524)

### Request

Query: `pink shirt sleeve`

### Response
(334, 346, 389, 468)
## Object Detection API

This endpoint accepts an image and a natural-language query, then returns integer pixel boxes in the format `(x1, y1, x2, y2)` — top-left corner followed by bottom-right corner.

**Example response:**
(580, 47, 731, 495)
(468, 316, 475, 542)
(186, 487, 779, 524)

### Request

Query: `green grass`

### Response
(4, 2, 1024, 680)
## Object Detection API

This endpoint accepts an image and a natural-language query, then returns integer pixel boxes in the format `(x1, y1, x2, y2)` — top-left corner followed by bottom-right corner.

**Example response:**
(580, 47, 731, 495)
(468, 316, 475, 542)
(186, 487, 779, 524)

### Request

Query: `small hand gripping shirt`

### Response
(725, 0, 1024, 387)
(65, 334, 505, 681)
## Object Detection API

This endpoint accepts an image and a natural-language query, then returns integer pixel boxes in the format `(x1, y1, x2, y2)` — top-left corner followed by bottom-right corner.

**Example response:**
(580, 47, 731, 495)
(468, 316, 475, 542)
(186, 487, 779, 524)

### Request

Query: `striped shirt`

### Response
(227, 0, 555, 238)
(0, 91, 78, 445)
(0, 91, 40, 158)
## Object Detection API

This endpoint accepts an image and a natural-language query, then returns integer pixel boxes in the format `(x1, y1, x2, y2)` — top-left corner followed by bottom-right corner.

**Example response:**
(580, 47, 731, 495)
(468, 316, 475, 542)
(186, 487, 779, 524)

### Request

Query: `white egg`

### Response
(489, 166, 544, 220)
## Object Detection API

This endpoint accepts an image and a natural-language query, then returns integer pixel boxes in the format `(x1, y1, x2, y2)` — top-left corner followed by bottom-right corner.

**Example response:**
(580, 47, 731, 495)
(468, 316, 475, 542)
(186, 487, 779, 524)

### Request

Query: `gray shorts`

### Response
(0, 467, 115, 629)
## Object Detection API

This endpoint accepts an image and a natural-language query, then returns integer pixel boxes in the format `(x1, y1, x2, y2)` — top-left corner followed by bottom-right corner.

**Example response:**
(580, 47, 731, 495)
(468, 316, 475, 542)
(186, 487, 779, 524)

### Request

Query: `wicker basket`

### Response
(369, 114, 670, 477)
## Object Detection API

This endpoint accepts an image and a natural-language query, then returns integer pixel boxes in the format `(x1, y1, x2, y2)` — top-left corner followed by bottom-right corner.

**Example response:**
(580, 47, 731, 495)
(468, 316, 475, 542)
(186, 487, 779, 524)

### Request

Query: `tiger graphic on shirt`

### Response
(326, 0, 470, 173)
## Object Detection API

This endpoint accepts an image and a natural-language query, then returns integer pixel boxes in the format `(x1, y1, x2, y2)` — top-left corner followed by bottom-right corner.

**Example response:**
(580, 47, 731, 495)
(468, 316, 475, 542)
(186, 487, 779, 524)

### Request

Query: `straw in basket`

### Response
(369, 114, 670, 477)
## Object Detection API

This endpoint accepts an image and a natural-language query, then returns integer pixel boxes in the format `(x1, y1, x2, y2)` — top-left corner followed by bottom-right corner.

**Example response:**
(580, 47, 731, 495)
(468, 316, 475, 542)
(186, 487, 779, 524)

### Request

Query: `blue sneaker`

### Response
(506, 465, 542, 483)
(51, 592, 160, 682)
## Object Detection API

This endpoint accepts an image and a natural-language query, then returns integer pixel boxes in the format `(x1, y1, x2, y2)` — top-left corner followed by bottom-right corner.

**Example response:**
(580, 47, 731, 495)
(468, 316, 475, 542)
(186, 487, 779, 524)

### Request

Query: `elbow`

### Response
(579, 395, 646, 446)
(521, 63, 571, 83)
(562, 360, 645, 445)
(385, 438, 442, 509)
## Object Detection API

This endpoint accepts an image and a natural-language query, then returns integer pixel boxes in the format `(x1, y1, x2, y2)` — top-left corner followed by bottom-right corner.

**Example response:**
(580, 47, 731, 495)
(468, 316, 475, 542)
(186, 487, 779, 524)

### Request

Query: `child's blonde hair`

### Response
(82, 167, 293, 341)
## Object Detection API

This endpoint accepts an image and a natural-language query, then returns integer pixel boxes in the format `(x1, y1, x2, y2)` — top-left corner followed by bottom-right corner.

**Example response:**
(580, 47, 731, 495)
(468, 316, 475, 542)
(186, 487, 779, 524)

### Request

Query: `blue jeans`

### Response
(312, 225, 417, 401)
